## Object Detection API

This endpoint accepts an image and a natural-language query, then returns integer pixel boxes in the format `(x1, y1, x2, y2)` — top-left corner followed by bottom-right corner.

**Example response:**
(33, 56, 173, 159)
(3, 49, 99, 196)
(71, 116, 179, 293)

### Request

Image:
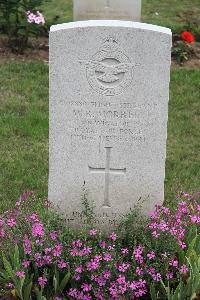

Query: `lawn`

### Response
(42, 0, 200, 32)
(0, 62, 199, 211)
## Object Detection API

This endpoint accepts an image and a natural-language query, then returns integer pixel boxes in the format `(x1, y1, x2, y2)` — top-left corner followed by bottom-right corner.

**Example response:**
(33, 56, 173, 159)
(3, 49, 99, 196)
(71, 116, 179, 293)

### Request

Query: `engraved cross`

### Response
(89, 147, 126, 208)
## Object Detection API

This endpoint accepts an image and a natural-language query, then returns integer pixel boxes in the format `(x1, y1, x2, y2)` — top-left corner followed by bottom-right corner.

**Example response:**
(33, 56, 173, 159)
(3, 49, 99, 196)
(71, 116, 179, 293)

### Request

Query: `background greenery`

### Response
(41, 0, 200, 32)
(0, 0, 200, 210)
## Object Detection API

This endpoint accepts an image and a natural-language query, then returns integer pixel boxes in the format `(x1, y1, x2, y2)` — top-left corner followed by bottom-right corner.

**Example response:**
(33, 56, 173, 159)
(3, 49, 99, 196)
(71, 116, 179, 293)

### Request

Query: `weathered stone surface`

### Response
(73, 0, 141, 22)
(49, 20, 172, 229)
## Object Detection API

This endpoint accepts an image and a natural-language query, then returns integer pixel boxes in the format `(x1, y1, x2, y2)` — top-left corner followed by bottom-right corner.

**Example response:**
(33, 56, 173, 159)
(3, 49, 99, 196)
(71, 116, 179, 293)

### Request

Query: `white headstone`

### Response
(73, 0, 141, 22)
(49, 20, 172, 230)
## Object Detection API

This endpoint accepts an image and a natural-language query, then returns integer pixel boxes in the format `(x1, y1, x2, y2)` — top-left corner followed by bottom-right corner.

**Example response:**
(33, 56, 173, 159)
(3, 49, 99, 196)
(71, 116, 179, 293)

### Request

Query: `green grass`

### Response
(0, 62, 200, 211)
(0, 63, 49, 211)
(41, 0, 200, 32)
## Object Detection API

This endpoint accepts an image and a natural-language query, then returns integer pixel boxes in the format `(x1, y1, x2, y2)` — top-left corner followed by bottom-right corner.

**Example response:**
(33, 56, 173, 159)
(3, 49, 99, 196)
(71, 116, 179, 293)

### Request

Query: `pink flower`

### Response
(87, 259, 99, 271)
(50, 231, 57, 240)
(166, 271, 174, 279)
(147, 251, 155, 260)
(108, 245, 115, 251)
(52, 244, 63, 257)
(117, 275, 126, 284)
(181, 192, 191, 198)
(75, 265, 84, 273)
(149, 210, 158, 219)
(79, 247, 92, 256)
(81, 283, 91, 292)
(6, 282, 14, 289)
(73, 274, 81, 281)
(190, 215, 198, 223)
(170, 227, 177, 235)
(121, 248, 129, 254)
(57, 260, 68, 269)
(26, 11, 45, 25)
(16, 271, 25, 278)
(72, 240, 83, 248)
(152, 230, 160, 238)
(180, 264, 188, 274)
(36, 11, 45, 25)
(169, 259, 178, 268)
(159, 221, 169, 232)
(32, 223, 44, 237)
(110, 232, 117, 241)
(0, 228, 5, 238)
(44, 247, 52, 254)
(135, 267, 143, 275)
(152, 273, 162, 281)
(103, 252, 112, 261)
(7, 218, 16, 227)
(130, 281, 138, 290)
(22, 260, 30, 268)
(43, 255, 52, 264)
(68, 288, 78, 297)
(35, 239, 44, 246)
(89, 229, 97, 236)
(38, 276, 48, 286)
(103, 270, 111, 279)
(147, 267, 155, 275)
(117, 263, 130, 272)
(179, 240, 186, 249)
(99, 241, 106, 248)
(70, 248, 79, 256)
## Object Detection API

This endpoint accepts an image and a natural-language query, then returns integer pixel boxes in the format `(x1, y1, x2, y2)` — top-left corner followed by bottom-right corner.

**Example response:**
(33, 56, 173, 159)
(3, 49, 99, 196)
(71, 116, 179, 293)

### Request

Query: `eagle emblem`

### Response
(80, 60, 136, 84)
(79, 37, 139, 96)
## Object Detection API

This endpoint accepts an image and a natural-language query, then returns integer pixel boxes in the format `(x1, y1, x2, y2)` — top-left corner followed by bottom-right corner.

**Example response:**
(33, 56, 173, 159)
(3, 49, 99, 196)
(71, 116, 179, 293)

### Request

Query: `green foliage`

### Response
(150, 231, 200, 300)
(0, 0, 50, 53)
(172, 41, 195, 63)
(81, 185, 95, 227)
(53, 268, 70, 295)
(176, 11, 200, 39)
(0, 245, 33, 299)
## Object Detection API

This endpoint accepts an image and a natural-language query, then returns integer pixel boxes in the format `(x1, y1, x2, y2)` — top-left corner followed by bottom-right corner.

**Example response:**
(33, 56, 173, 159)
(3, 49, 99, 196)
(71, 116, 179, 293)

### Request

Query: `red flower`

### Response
(181, 31, 195, 43)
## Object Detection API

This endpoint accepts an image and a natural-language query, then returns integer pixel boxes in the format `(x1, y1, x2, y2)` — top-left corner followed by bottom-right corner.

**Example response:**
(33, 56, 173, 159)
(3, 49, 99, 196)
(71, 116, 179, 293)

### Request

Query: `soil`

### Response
(0, 37, 200, 69)
(0, 37, 49, 65)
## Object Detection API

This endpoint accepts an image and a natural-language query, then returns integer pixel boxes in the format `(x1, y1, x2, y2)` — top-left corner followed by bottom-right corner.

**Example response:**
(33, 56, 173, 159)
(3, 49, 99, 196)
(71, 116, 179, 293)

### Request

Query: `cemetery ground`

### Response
(42, 0, 200, 32)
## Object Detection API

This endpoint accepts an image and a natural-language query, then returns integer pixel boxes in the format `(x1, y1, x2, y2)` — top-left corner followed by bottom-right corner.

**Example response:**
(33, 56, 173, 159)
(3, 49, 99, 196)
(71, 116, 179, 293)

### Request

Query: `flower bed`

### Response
(0, 192, 199, 299)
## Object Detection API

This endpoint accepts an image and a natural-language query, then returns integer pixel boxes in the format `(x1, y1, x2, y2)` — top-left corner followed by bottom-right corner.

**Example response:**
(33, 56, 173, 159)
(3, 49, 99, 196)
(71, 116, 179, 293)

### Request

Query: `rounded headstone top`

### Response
(50, 20, 172, 35)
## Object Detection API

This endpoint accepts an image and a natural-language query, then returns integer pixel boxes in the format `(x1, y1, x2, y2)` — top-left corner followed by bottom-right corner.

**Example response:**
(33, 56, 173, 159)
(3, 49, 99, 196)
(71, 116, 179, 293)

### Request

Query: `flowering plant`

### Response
(0, 0, 48, 53)
(0, 192, 199, 299)
(26, 11, 45, 25)
(181, 31, 195, 43)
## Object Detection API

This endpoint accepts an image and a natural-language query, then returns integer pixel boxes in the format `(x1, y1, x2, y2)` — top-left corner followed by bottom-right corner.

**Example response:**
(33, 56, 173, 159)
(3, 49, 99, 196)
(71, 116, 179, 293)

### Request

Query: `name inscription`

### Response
(67, 100, 157, 145)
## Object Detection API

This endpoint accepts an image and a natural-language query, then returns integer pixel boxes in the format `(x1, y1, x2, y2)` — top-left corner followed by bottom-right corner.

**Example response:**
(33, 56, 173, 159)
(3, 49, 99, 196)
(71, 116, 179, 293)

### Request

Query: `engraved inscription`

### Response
(80, 37, 139, 96)
(68, 100, 158, 145)
(89, 147, 126, 207)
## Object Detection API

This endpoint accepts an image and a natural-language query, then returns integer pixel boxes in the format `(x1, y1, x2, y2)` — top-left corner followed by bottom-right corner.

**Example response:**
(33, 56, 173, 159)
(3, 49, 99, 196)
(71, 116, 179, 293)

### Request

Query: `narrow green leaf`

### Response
(150, 282, 157, 300)
(24, 280, 33, 300)
(58, 272, 70, 292)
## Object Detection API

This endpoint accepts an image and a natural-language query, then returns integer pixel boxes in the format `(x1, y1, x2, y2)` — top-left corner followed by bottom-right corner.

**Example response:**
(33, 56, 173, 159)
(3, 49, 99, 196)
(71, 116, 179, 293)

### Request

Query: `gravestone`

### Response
(49, 20, 172, 229)
(73, 0, 141, 22)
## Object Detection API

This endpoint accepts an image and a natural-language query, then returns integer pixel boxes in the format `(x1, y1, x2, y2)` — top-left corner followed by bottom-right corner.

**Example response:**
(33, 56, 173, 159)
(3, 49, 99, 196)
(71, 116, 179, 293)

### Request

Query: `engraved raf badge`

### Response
(80, 37, 139, 96)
